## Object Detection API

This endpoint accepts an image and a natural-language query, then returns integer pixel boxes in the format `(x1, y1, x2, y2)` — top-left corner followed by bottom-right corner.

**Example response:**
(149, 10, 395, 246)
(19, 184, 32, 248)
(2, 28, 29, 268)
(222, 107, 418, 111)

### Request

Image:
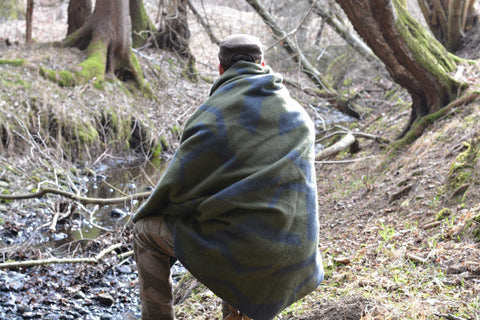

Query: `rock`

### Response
(96, 293, 115, 307)
(116, 265, 132, 274)
(73, 291, 86, 299)
(16, 304, 32, 314)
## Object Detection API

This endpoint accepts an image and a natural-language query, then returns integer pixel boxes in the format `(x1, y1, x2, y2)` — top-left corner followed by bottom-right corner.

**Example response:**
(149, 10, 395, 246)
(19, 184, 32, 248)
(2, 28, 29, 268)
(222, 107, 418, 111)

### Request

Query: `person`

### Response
(132, 34, 324, 320)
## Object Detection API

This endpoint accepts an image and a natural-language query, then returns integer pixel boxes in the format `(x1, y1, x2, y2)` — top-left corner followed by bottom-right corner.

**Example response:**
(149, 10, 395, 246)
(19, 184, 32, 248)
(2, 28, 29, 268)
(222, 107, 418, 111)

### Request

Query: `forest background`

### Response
(0, 0, 480, 319)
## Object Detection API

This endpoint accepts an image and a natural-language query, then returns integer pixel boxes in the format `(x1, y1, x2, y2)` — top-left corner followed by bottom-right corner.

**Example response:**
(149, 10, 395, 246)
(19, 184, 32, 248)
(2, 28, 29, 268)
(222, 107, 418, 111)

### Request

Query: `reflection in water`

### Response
(47, 160, 168, 249)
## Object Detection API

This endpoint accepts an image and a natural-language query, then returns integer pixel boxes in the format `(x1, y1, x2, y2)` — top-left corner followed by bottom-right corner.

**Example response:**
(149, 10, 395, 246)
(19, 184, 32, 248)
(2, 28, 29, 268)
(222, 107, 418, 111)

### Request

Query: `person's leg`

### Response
(133, 215, 176, 320)
(222, 300, 252, 320)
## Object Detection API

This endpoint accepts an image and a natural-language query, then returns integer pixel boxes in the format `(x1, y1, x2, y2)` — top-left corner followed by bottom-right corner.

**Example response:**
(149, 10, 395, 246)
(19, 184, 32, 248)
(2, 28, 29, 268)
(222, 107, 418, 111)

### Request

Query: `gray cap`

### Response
(218, 34, 264, 70)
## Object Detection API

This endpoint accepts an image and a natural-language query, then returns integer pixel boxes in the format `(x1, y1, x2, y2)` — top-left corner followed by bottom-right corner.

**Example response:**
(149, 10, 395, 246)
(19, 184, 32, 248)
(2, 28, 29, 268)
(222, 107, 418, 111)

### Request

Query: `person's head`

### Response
(218, 34, 265, 75)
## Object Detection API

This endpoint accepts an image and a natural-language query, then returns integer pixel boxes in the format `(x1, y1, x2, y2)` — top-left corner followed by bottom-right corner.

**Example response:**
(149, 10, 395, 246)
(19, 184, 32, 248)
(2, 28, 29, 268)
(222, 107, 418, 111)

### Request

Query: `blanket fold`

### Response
(134, 61, 323, 320)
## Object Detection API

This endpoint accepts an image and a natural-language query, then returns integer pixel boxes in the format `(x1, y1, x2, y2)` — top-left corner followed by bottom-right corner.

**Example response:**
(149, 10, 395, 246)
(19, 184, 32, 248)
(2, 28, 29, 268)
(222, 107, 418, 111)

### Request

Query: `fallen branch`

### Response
(315, 133, 355, 160)
(0, 186, 152, 205)
(0, 243, 122, 269)
(316, 156, 375, 165)
(422, 221, 442, 230)
(406, 252, 427, 264)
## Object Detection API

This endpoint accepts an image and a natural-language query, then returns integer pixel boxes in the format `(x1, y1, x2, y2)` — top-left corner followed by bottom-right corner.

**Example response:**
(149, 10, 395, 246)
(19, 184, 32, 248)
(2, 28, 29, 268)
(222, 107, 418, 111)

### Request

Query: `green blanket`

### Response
(134, 61, 323, 320)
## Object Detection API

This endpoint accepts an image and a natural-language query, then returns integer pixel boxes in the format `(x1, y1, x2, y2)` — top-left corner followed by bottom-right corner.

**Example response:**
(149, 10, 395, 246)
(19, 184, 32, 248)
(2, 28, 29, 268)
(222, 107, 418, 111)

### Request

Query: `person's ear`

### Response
(219, 64, 225, 75)
(261, 61, 265, 67)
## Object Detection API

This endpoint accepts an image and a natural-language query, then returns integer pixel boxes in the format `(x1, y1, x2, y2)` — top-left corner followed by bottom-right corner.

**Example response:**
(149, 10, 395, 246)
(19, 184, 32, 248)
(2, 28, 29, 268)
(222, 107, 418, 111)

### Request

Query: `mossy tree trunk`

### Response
(336, 0, 465, 138)
(129, 0, 156, 48)
(417, 0, 478, 52)
(67, 0, 92, 36)
(56, 0, 147, 90)
(129, 0, 197, 79)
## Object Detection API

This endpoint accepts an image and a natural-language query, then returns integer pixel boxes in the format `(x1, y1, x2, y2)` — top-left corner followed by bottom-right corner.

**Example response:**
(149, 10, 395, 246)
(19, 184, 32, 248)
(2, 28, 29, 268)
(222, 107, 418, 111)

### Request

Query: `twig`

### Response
(406, 252, 427, 264)
(422, 221, 442, 230)
(118, 250, 134, 261)
(0, 186, 152, 205)
(0, 244, 122, 269)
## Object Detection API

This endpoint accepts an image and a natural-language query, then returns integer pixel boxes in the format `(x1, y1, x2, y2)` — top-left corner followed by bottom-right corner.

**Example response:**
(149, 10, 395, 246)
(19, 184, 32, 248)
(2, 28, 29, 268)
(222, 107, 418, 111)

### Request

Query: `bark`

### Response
(336, 0, 464, 138)
(60, 0, 146, 88)
(129, 0, 156, 48)
(418, 0, 478, 52)
(156, 0, 192, 58)
(26, 0, 33, 43)
(67, 0, 92, 36)
(245, 0, 361, 119)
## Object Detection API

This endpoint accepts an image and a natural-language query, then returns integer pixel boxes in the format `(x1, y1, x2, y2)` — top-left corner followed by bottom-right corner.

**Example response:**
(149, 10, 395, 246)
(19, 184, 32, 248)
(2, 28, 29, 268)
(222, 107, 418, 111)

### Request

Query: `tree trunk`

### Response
(26, 0, 34, 44)
(336, 0, 464, 138)
(59, 0, 146, 89)
(129, 0, 156, 48)
(418, 0, 478, 52)
(156, 0, 192, 57)
(67, 0, 92, 36)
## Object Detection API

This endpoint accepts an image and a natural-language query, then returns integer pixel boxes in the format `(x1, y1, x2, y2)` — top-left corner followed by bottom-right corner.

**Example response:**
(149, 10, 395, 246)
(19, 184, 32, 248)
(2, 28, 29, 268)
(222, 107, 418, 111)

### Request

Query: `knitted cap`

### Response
(218, 34, 264, 69)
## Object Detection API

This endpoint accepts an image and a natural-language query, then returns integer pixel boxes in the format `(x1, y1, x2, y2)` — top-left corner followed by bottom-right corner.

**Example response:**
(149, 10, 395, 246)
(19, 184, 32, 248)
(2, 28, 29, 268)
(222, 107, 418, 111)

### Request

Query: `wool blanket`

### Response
(133, 61, 324, 320)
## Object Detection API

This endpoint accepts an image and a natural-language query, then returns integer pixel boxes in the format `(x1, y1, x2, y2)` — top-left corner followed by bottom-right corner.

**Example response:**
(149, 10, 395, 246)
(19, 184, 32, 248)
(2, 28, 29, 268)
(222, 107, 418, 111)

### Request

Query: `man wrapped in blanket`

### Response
(133, 34, 324, 320)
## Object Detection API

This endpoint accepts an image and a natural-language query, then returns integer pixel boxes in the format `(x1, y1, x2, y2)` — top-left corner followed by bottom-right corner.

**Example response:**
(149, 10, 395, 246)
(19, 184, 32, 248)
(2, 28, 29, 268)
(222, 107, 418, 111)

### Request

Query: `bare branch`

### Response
(0, 244, 123, 269)
(0, 186, 151, 205)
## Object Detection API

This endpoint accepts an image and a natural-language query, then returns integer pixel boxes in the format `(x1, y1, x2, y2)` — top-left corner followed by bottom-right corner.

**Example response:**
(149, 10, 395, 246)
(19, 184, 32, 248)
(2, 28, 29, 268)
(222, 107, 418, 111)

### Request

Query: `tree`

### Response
(67, 0, 92, 35)
(129, 0, 196, 78)
(26, 0, 34, 44)
(43, 0, 147, 90)
(336, 0, 468, 141)
(417, 0, 479, 52)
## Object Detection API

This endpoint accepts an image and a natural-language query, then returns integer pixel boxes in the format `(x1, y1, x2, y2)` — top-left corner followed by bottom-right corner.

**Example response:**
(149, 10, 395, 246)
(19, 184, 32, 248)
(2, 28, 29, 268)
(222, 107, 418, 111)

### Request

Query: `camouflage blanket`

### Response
(133, 61, 324, 320)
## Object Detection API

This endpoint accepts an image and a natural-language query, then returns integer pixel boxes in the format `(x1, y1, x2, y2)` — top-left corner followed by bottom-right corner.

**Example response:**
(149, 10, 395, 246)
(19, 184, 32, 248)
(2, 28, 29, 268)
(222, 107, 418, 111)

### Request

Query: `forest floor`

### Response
(1, 2, 480, 320)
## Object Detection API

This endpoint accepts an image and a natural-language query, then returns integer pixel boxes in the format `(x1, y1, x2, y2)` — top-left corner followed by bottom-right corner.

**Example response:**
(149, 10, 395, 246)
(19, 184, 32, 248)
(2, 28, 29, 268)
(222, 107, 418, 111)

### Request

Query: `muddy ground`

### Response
(1, 1, 480, 320)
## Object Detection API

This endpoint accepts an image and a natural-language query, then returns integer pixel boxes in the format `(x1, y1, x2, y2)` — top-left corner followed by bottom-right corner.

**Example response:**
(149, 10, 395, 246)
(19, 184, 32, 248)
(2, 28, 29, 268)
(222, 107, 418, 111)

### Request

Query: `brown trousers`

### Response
(133, 215, 252, 320)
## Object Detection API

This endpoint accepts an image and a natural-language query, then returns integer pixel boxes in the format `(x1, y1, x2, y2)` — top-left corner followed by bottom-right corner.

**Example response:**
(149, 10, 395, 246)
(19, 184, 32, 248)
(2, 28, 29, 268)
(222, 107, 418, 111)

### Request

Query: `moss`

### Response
(394, 0, 462, 101)
(435, 208, 452, 221)
(79, 40, 107, 83)
(76, 122, 99, 145)
(1, 189, 12, 204)
(0, 59, 26, 67)
(58, 71, 75, 87)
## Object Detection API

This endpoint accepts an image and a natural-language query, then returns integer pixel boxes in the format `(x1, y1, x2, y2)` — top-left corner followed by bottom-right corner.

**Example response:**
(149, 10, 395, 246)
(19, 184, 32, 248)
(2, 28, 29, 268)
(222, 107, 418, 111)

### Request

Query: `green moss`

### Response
(1, 189, 12, 204)
(394, 0, 462, 102)
(79, 40, 107, 83)
(76, 122, 99, 145)
(58, 71, 75, 87)
(435, 208, 452, 221)
(0, 59, 26, 66)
